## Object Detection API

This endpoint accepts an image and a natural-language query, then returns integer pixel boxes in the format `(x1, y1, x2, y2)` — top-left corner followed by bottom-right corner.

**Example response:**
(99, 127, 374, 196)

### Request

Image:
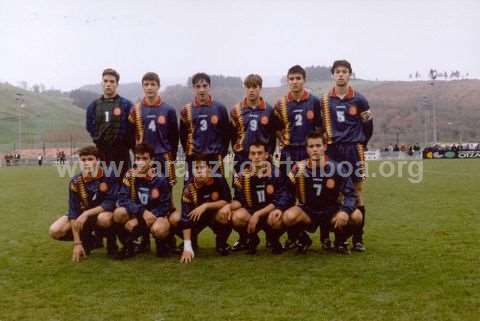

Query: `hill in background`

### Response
(76, 78, 480, 148)
(0, 83, 88, 153)
(1, 71, 479, 153)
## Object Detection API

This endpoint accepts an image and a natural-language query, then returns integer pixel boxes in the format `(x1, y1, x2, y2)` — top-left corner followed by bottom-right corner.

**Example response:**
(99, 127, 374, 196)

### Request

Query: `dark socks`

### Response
(353, 206, 365, 243)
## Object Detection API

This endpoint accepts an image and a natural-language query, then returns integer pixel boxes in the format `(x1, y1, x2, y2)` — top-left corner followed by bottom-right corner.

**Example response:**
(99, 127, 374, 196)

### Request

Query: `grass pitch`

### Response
(0, 160, 478, 321)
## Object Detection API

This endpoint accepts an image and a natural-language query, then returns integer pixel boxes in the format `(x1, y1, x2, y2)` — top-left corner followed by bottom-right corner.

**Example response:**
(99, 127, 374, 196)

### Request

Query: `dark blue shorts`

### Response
(326, 143, 366, 182)
(180, 209, 217, 231)
(299, 205, 339, 232)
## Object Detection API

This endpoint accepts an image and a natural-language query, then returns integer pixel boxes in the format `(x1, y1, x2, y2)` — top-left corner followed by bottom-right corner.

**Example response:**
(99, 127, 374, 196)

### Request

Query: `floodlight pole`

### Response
(15, 93, 24, 152)
(429, 69, 438, 144)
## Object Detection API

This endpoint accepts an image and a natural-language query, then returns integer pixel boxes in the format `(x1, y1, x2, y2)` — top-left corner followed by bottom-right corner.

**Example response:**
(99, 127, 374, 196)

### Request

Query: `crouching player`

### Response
(283, 130, 363, 254)
(113, 143, 181, 259)
(180, 154, 232, 263)
(48, 146, 117, 262)
(219, 142, 293, 254)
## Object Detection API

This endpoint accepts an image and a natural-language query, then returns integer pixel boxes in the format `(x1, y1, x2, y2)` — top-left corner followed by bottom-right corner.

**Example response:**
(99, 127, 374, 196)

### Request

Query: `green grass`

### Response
(0, 160, 479, 321)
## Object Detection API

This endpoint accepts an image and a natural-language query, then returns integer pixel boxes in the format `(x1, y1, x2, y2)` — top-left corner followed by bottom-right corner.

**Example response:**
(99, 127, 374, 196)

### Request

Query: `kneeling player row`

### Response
(49, 131, 363, 263)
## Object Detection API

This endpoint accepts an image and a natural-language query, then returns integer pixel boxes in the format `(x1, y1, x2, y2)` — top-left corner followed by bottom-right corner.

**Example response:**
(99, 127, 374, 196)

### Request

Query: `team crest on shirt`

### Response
(151, 188, 160, 199)
(326, 179, 336, 189)
(158, 115, 166, 125)
(266, 184, 275, 195)
(211, 115, 219, 125)
(306, 110, 314, 120)
(211, 191, 219, 201)
(234, 143, 242, 152)
(113, 107, 122, 116)
(99, 182, 108, 192)
(348, 105, 358, 116)
(261, 116, 269, 125)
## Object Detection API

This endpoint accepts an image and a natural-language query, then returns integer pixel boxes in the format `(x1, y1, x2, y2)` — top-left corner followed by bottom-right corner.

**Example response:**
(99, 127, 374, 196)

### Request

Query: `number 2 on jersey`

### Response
(294, 114, 303, 126)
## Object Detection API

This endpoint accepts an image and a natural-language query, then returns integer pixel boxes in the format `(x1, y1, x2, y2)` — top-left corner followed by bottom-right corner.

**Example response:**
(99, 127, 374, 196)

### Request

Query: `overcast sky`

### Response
(1, 0, 478, 90)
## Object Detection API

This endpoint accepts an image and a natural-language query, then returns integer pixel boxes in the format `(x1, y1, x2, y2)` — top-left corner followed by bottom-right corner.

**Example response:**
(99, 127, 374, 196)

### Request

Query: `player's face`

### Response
(79, 155, 99, 175)
(287, 73, 305, 93)
(306, 137, 325, 161)
(134, 153, 152, 172)
(248, 145, 268, 168)
(193, 80, 210, 100)
(142, 80, 160, 99)
(193, 161, 209, 181)
(333, 66, 351, 87)
(102, 75, 118, 97)
(245, 85, 261, 102)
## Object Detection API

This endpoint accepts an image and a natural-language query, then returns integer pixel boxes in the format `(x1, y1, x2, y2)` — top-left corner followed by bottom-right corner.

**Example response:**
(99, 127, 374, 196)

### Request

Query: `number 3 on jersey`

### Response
(200, 119, 208, 131)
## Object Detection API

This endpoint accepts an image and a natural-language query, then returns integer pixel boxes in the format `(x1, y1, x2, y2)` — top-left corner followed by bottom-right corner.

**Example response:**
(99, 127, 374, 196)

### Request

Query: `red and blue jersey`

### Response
(128, 96, 179, 159)
(180, 96, 231, 158)
(230, 97, 277, 157)
(181, 176, 231, 228)
(233, 165, 294, 212)
(287, 159, 357, 214)
(273, 90, 321, 148)
(117, 169, 174, 218)
(321, 86, 373, 145)
(67, 171, 117, 219)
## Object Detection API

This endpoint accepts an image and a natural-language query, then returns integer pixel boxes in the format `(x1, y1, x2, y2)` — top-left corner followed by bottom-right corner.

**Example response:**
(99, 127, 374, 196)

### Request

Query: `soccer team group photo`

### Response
(48, 61, 373, 263)
(2, 2, 478, 320)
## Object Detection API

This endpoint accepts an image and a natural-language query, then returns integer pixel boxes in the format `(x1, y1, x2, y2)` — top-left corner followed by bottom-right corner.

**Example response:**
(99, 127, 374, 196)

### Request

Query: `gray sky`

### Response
(1, 0, 479, 90)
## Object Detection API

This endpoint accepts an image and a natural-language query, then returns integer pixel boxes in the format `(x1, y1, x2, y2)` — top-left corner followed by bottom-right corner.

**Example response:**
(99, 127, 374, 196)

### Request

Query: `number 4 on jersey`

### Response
(148, 119, 156, 132)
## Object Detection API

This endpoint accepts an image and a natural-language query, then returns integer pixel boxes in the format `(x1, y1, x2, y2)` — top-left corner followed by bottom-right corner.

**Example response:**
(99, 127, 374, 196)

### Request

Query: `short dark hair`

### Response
(134, 143, 154, 158)
(78, 145, 99, 158)
(306, 128, 327, 144)
(142, 72, 160, 86)
(192, 73, 211, 86)
(244, 74, 263, 88)
(287, 65, 306, 80)
(102, 68, 120, 82)
(331, 60, 353, 74)
(248, 141, 267, 152)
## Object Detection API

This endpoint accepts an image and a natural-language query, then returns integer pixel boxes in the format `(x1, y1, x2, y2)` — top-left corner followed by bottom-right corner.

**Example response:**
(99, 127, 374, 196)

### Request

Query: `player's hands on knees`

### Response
(270, 209, 282, 221)
(247, 213, 260, 234)
(218, 204, 232, 223)
(334, 211, 349, 229)
(72, 244, 87, 263)
(143, 211, 157, 226)
(188, 204, 207, 222)
(180, 250, 194, 264)
(125, 218, 139, 231)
